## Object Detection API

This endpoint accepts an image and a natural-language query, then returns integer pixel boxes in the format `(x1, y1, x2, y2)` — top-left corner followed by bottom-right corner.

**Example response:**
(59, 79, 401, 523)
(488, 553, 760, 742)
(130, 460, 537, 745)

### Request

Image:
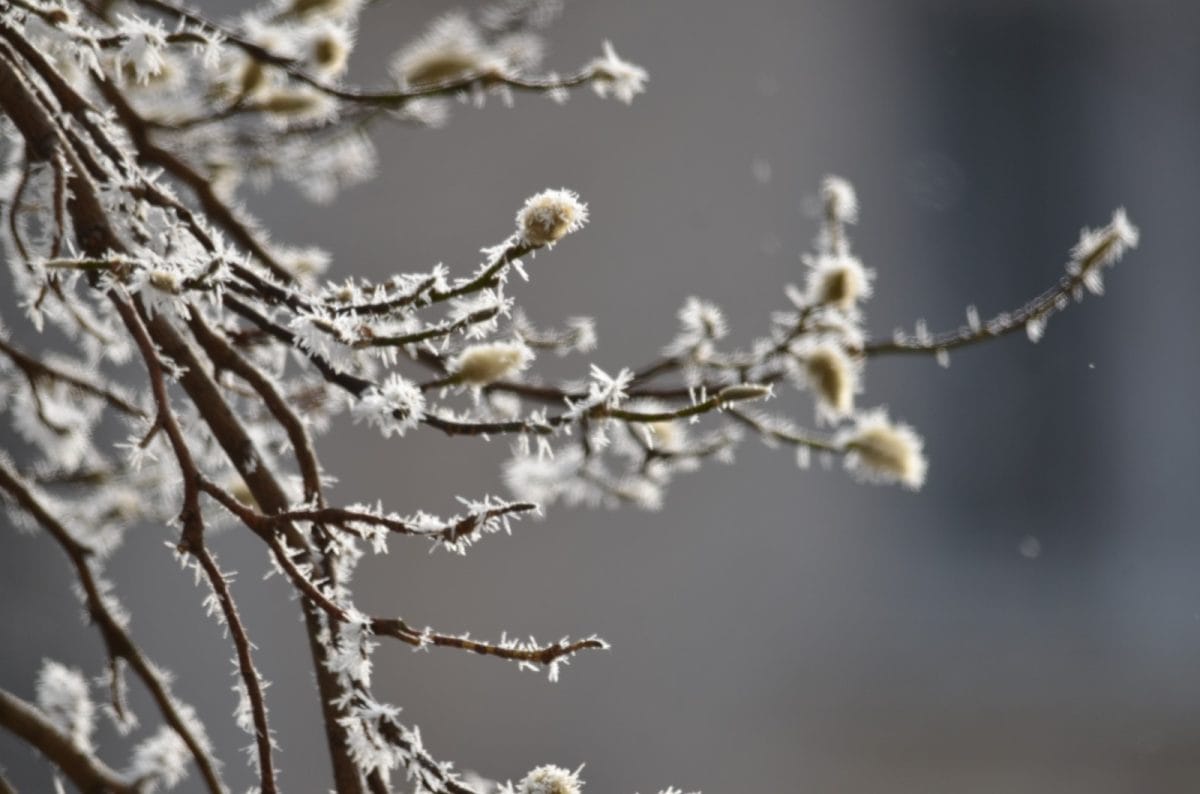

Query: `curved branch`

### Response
(0, 687, 134, 794)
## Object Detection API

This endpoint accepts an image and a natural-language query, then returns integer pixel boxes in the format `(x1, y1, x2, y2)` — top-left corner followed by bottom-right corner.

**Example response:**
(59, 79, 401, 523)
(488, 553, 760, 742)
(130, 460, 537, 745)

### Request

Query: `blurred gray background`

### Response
(4, 0, 1200, 791)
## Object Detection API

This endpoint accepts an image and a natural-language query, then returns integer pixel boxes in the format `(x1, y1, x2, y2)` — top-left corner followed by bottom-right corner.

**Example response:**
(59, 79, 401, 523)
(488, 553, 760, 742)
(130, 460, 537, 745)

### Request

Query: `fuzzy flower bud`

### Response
(309, 24, 352, 76)
(452, 341, 532, 386)
(516, 189, 588, 247)
(804, 253, 873, 311)
(800, 343, 858, 421)
(516, 764, 583, 794)
(821, 175, 859, 225)
(284, 0, 359, 18)
(36, 661, 95, 752)
(351, 373, 425, 437)
(392, 13, 501, 88)
(837, 410, 927, 490)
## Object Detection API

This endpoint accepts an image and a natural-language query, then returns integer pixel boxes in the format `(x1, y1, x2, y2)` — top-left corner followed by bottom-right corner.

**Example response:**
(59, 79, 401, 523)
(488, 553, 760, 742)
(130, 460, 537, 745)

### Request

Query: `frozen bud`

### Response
(837, 410, 927, 490)
(284, 0, 359, 18)
(280, 246, 332, 280)
(626, 400, 687, 453)
(228, 477, 258, 510)
(516, 764, 583, 794)
(128, 726, 189, 791)
(261, 88, 328, 119)
(646, 419, 683, 451)
(821, 175, 859, 225)
(44, 7, 74, 25)
(516, 189, 588, 247)
(678, 297, 728, 341)
(452, 341, 532, 386)
(800, 343, 858, 421)
(147, 270, 180, 293)
(392, 13, 501, 88)
(804, 253, 873, 311)
(36, 661, 95, 752)
(588, 40, 648, 104)
(310, 24, 352, 76)
(717, 383, 772, 403)
(351, 373, 425, 437)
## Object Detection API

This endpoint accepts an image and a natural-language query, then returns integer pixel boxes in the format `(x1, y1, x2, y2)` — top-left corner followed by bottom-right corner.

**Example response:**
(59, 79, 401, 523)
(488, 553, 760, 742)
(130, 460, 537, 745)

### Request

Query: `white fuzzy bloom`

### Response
(516, 764, 583, 794)
(391, 13, 502, 88)
(308, 22, 354, 77)
(837, 410, 927, 490)
(128, 725, 190, 790)
(516, 189, 589, 247)
(564, 316, 597, 353)
(821, 175, 859, 225)
(351, 374, 426, 437)
(663, 297, 727, 358)
(796, 342, 859, 422)
(804, 253, 873, 311)
(36, 661, 95, 753)
(452, 341, 533, 386)
(678, 297, 728, 341)
(588, 40, 647, 104)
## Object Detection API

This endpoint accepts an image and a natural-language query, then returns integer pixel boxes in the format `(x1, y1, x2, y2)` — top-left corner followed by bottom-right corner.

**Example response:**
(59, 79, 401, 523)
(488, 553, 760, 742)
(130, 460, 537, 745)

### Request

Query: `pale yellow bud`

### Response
(452, 342, 532, 386)
(837, 411, 926, 490)
(516, 189, 588, 247)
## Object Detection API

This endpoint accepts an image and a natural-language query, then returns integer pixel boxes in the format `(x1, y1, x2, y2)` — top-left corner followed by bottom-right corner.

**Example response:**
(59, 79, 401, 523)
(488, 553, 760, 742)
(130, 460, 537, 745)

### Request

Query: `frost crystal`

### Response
(588, 40, 648, 104)
(116, 15, 168, 84)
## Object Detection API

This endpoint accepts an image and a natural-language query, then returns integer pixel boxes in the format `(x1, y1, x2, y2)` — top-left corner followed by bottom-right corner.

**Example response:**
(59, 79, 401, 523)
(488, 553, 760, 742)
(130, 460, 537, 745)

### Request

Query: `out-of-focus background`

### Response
(4, 1, 1200, 791)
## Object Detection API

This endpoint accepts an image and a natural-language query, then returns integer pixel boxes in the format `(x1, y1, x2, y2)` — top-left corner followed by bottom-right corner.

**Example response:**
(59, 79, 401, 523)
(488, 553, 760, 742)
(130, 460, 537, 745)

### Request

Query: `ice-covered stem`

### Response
(0, 458, 225, 794)
(213, 499, 539, 547)
(0, 337, 144, 418)
(186, 309, 326, 506)
(726, 408, 839, 454)
(99, 80, 298, 283)
(0, 28, 350, 790)
(192, 546, 279, 792)
(113, 296, 279, 792)
(199, 480, 606, 672)
(0, 687, 134, 793)
(862, 209, 1138, 356)
(142, 308, 365, 794)
(111, 0, 623, 109)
